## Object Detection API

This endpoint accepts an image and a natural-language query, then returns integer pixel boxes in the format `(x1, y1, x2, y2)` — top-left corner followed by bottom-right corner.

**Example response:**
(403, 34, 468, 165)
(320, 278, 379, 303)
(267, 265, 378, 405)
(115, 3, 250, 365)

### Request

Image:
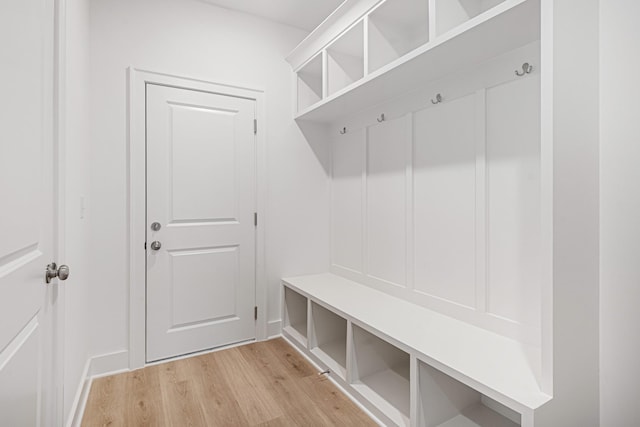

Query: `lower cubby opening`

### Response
(283, 287, 308, 346)
(418, 361, 520, 427)
(310, 302, 347, 379)
(351, 325, 410, 426)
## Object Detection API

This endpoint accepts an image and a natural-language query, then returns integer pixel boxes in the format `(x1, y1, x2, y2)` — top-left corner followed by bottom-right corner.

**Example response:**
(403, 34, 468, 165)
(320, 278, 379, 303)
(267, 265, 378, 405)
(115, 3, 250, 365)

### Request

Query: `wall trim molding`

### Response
(267, 320, 282, 338)
(66, 350, 130, 427)
(127, 68, 268, 369)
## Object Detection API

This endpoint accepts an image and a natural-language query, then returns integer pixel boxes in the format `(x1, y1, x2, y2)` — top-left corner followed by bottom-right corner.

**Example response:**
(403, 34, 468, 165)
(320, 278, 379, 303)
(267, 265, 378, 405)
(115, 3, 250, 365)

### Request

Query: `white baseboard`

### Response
(89, 349, 129, 378)
(66, 359, 91, 427)
(67, 350, 130, 427)
(267, 319, 282, 338)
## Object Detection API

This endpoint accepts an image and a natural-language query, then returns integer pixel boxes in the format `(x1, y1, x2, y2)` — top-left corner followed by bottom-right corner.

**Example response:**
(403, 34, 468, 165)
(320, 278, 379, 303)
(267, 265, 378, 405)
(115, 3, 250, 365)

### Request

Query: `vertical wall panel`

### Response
(366, 116, 409, 286)
(413, 94, 477, 308)
(486, 75, 541, 326)
(331, 130, 365, 272)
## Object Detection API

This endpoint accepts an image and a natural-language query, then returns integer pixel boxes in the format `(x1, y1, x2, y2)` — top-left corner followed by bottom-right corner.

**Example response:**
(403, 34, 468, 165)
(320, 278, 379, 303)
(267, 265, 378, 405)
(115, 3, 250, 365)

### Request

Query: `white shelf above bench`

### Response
(282, 273, 550, 414)
(288, 0, 539, 123)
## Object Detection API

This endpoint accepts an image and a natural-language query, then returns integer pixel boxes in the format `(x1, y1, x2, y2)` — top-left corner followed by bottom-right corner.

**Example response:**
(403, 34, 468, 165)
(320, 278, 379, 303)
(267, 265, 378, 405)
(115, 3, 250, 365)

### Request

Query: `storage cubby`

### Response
(418, 361, 520, 427)
(296, 53, 323, 112)
(310, 302, 347, 379)
(283, 287, 308, 345)
(434, 0, 507, 36)
(351, 325, 410, 426)
(367, 0, 429, 73)
(327, 21, 365, 96)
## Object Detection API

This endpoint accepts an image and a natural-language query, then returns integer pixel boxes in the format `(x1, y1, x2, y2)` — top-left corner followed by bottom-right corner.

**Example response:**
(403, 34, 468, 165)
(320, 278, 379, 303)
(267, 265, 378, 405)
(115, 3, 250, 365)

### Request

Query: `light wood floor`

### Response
(82, 338, 377, 426)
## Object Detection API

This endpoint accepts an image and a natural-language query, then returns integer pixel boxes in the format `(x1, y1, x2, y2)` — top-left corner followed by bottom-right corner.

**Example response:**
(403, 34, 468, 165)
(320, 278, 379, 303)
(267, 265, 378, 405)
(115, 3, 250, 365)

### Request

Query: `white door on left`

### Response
(0, 0, 59, 425)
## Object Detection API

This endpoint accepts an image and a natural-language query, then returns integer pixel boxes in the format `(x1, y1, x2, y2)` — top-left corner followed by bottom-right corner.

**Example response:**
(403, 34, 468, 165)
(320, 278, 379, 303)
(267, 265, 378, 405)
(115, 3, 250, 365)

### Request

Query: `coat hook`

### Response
(339, 127, 347, 135)
(431, 93, 442, 105)
(515, 62, 533, 76)
(377, 113, 385, 123)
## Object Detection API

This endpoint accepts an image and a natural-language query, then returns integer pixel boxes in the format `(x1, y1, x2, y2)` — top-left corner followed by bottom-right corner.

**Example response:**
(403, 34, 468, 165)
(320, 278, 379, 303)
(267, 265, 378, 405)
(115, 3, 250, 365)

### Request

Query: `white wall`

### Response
(600, 0, 640, 424)
(88, 0, 330, 358)
(61, 0, 93, 422)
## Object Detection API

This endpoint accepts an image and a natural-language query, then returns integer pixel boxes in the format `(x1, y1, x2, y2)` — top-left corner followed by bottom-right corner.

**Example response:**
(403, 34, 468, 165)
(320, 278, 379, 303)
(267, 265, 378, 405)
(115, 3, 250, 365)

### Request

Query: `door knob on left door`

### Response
(45, 263, 70, 284)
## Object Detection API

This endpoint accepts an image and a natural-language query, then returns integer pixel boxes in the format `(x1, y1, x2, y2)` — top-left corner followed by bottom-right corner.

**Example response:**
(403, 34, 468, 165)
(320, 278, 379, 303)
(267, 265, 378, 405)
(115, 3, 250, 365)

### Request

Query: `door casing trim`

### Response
(128, 68, 267, 369)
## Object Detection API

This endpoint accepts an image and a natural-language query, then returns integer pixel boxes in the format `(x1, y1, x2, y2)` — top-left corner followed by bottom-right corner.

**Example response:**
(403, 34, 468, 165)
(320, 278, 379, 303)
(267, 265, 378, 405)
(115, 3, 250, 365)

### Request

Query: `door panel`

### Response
(0, 0, 55, 424)
(146, 84, 256, 362)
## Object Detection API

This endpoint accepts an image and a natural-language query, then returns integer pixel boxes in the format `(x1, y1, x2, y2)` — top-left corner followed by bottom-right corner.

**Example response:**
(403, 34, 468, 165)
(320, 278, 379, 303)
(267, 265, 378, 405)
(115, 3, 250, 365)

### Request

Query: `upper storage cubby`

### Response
(296, 53, 323, 112)
(367, 0, 429, 73)
(287, 0, 540, 121)
(327, 21, 365, 96)
(435, 0, 507, 36)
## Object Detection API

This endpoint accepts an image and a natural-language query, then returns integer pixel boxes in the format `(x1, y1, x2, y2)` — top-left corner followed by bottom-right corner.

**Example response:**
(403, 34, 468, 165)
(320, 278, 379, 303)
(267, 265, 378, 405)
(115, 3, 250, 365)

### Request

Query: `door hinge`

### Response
(254, 212, 258, 227)
(254, 306, 258, 320)
(144, 242, 147, 250)
(253, 119, 257, 134)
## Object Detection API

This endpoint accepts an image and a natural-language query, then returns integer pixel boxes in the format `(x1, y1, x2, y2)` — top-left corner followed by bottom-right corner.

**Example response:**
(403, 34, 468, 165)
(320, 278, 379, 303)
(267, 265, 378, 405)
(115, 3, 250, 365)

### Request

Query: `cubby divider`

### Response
(309, 302, 348, 379)
(367, 0, 429, 73)
(327, 21, 365, 96)
(283, 287, 308, 346)
(296, 53, 323, 112)
(351, 325, 411, 427)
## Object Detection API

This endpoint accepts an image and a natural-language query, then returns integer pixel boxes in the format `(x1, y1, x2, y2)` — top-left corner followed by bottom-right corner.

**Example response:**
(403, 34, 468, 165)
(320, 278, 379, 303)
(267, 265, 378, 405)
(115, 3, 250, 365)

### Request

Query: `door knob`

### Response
(150, 241, 162, 251)
(45, 263, 70, 284)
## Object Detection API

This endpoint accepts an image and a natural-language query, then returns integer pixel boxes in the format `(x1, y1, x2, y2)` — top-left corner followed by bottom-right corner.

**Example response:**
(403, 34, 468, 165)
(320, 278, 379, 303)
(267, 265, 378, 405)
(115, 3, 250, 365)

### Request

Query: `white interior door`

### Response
(0, 0, 58, 424)
(146, 83, 257, 362)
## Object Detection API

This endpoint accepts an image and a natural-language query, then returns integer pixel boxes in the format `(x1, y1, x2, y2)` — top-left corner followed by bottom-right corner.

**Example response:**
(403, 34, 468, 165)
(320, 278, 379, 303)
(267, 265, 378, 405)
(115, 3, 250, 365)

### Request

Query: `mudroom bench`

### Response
(282, 273, 550, 427)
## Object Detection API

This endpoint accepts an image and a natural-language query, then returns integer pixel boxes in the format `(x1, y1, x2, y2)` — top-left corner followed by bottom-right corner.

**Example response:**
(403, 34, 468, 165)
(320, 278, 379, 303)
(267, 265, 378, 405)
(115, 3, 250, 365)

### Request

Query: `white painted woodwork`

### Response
(418, 361, 519, 427)
(434, 0, 506, 36)
(288, 0, 540, 121)
(0, 0, 56, 423)
(366, 116, 409, 287)
(145, 84, 256, 362)
(327, 21, 365, 96)
(282, 275, 548, 414)
(413, 94, 477, 308)
(283, 287, 308, 346)
(367, 0, 430, 73)
(297, 54, 323, 112)
(310, 302, 348, 379)
(352, 325, 411, 427)
(282, 275, 548, 426)
(486, 75, 540, 329)
(331, 129, 365, 273)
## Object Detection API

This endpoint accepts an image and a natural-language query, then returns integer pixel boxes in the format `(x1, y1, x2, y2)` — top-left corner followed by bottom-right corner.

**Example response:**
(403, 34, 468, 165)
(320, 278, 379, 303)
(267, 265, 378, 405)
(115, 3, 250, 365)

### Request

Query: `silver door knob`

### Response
(150, 241, 162, 251)
(45, 263, 70, 284)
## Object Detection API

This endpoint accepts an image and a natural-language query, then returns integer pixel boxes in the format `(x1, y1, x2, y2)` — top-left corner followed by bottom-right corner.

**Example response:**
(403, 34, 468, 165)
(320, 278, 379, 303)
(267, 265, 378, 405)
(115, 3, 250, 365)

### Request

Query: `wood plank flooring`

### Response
(82, 338, 377, 426)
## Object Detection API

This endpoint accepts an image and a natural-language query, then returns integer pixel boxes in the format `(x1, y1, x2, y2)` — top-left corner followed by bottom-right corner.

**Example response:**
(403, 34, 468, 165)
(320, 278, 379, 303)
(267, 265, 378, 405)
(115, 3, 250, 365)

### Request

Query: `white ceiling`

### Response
(198, 0, 344, 32)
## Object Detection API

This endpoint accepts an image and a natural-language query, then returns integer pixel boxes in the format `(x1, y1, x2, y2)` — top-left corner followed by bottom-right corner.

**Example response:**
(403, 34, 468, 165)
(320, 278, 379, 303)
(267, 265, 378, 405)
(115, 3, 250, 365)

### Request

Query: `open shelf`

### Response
(435, 0, 507, 36)
(293, 0, 539, 122)
(327, 20, 365, 96)
(351, 324, 410, 427)
(367, 0, 429, 73)
(310, 302, 347, 379)
(418, 361, 520, 427)
(296, 53, 323, 112)
(283, 287, 308, 346)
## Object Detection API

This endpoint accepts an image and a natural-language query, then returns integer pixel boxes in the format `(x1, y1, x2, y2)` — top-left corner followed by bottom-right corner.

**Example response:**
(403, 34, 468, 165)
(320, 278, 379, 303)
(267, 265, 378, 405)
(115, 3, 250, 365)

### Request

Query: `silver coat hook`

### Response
(377, 113, 385, 123)
(515, 62, 533, 76)
(431, 93, 442, 104)
(339, 127, 347, 135)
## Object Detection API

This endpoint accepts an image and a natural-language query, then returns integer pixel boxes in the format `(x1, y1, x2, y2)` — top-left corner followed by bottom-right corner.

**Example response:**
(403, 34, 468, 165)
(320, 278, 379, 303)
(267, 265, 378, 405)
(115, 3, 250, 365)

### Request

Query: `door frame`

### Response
(127, 68, 267, 369)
